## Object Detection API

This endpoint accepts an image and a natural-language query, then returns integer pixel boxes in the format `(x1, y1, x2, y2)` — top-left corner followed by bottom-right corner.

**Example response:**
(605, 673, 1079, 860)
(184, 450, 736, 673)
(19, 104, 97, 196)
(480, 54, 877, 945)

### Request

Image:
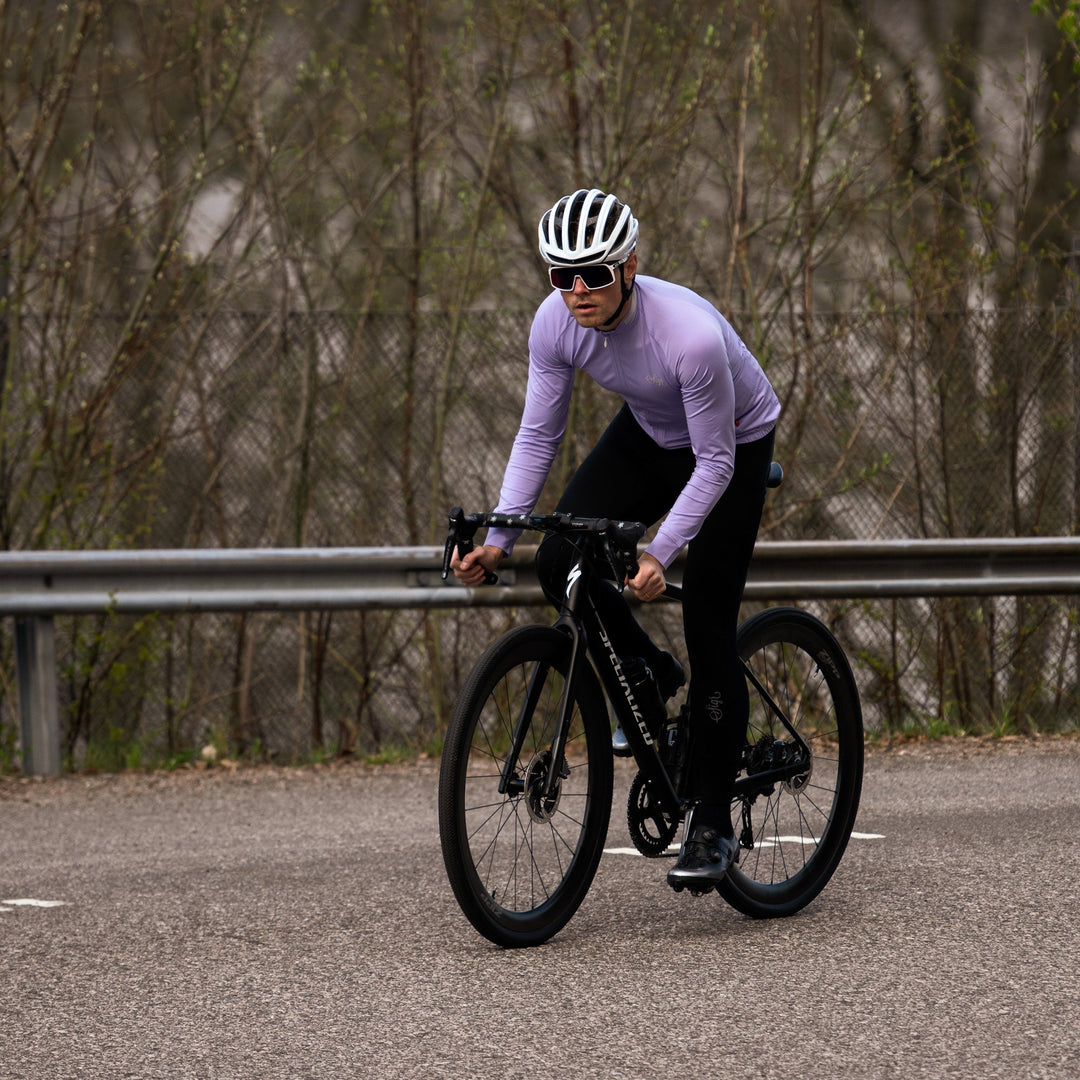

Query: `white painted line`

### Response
(1, 898, 68, 908)
(604, 847, 677, 857)
(605, 832, 885, 856)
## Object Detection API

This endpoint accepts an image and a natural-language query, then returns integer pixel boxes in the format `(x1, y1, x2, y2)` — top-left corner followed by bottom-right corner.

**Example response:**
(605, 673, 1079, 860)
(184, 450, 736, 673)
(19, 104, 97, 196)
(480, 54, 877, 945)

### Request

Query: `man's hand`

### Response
(626, 552, 666, 602)
(450, 543, 504, 586)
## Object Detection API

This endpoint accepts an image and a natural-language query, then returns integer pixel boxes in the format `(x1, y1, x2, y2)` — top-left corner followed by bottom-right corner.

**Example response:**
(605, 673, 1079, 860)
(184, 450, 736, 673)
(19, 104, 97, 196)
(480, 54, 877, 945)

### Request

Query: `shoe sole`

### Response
(667, 846, 739, 895)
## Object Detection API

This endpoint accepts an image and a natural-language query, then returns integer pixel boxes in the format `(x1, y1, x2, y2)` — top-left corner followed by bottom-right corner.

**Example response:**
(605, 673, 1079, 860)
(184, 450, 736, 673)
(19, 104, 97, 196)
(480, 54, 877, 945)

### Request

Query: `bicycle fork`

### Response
(496, 619, 587, 800)
(495, 551, 594, 801)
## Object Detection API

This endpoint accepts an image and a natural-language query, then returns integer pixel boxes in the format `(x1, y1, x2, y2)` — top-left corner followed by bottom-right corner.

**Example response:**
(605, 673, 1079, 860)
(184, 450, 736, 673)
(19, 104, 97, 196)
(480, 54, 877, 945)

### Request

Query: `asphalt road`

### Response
(2, 738, 1079, 1080)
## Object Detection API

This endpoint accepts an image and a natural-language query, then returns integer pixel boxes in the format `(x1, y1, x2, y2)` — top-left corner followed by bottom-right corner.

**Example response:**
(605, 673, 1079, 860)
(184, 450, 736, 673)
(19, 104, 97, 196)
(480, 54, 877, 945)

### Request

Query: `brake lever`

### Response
(440, 511, 460, 581)
(443, 506, 498, 585)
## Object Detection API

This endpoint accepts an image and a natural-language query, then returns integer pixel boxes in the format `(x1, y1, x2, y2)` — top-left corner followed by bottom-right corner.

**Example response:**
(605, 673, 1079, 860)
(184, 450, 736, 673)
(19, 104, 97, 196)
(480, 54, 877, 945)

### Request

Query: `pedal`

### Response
(667, 879, 717, 898)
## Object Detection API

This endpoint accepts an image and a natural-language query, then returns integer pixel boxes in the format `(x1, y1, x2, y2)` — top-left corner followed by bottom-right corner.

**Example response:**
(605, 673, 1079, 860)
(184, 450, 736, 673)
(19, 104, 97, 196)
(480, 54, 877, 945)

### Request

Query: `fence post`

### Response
(15, 616, 61, 777)
(1073, 241, 1080, 533)
(1, 249, 8, 544)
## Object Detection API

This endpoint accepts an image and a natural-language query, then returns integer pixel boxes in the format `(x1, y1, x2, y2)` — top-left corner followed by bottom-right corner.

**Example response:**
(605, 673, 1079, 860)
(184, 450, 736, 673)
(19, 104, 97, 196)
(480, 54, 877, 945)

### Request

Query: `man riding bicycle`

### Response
(451, 187, 780, 892)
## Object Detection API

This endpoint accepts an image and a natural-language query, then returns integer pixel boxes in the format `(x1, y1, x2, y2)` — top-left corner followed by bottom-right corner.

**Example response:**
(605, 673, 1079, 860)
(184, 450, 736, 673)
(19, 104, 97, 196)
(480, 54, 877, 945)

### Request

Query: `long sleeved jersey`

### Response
(485, 275, 781, 568)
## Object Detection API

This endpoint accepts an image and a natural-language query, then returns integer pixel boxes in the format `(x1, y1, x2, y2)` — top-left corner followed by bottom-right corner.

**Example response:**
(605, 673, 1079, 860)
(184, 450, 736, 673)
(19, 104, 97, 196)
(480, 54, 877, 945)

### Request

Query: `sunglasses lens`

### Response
(548, 266, 577, 290)
(549, 264, 617, 291)
(580, 264, 617, 289)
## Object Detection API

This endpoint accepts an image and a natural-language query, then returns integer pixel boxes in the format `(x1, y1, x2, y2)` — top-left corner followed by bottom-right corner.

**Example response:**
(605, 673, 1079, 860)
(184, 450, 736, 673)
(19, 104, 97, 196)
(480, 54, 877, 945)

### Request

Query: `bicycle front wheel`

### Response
(718, 607, 864, 918)
(438, 624, 613, 948)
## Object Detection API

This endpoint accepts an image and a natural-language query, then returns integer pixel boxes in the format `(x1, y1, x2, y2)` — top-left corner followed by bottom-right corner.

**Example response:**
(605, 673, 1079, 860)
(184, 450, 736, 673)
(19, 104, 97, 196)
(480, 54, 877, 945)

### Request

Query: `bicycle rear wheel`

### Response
(718, 607, 863, 918)
(438, 624, 613, 948)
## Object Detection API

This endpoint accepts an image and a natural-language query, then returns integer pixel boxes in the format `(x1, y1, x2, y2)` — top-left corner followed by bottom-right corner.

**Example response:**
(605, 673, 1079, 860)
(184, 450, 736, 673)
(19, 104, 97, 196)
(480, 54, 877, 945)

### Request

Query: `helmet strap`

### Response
(600, 264, 635, 329)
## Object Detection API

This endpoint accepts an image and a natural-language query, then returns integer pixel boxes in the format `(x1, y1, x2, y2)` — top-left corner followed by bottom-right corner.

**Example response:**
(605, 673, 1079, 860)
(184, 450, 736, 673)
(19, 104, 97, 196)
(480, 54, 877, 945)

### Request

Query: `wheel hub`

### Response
(523, 750, 564, 823)
(784, 752, 813, 795)
(748, 735, 812, 794)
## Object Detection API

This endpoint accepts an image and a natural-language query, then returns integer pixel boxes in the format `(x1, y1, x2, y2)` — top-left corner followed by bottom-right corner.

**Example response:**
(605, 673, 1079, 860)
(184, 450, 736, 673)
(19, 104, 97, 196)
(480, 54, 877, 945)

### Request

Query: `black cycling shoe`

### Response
(611, 652, 685, 756)
(667, 821, 740, 895)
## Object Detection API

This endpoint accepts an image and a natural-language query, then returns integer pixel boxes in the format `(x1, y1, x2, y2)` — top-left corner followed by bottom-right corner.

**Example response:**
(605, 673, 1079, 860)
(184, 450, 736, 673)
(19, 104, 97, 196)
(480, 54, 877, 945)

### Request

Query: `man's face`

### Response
(558, 252, 637, 330)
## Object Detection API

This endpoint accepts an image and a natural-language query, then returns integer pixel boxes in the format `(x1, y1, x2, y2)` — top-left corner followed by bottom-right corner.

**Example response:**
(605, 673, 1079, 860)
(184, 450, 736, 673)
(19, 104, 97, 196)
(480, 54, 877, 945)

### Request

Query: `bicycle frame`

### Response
(444, 493, 812, 822)
(660, 580, 814, 794)
(493, 532, 683, 815)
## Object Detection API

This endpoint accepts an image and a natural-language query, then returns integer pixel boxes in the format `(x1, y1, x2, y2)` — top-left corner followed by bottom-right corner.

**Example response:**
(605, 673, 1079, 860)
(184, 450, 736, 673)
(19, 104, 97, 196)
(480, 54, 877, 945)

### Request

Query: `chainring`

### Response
(626, 770, 680, 857)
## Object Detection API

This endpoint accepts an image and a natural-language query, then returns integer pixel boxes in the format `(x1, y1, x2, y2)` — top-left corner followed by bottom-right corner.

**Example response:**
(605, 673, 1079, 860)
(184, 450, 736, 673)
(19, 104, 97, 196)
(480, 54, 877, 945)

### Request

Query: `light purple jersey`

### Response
(485, 275, 781, 568)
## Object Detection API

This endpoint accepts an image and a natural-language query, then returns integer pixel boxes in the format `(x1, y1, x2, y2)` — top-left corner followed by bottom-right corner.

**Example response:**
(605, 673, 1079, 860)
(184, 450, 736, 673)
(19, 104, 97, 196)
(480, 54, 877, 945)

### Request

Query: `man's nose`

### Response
(571, 275, 589, 293)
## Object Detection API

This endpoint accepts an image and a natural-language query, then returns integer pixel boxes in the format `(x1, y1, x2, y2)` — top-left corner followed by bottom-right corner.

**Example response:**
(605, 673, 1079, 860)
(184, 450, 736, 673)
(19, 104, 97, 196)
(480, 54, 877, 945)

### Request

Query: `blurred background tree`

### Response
(1, 0, 1078, 769)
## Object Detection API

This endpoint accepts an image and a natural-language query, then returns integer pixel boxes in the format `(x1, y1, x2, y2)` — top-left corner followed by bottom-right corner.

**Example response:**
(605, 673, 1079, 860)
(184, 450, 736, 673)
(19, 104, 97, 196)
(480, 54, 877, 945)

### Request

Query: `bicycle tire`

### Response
(718, 607, 864, 918)
(438, 624, 613, 947)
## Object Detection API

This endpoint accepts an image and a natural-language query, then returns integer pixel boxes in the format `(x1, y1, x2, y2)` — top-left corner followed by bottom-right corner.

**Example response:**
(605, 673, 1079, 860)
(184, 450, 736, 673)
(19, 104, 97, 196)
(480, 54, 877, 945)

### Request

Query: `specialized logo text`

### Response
(597, 622, 653, 747)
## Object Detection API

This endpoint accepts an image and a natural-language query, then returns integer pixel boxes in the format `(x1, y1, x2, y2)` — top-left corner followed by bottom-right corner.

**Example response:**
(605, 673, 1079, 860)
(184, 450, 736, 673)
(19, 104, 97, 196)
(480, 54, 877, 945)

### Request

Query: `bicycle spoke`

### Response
(721, 609, 863, 917)
(439, 625, 612, 944)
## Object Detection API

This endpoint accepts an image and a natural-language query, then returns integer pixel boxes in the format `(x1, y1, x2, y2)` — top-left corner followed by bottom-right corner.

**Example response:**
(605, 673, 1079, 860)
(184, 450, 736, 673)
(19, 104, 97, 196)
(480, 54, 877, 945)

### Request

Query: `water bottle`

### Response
(622, 656, 667, 738)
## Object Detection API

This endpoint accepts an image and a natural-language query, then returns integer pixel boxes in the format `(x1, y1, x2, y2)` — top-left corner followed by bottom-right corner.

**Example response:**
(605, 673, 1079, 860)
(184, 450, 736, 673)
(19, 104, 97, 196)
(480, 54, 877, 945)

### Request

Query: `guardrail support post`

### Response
(15, 616, 61, 777)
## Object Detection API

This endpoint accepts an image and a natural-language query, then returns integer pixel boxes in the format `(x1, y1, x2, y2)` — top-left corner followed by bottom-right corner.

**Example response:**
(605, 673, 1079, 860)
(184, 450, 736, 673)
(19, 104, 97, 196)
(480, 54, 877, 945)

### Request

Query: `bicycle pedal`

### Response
(667, 880, 717, 898)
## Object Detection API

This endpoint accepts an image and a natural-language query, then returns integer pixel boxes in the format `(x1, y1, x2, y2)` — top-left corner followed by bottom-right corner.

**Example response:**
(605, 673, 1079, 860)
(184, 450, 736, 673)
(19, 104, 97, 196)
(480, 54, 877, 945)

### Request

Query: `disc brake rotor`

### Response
(523, 750, 565, 824)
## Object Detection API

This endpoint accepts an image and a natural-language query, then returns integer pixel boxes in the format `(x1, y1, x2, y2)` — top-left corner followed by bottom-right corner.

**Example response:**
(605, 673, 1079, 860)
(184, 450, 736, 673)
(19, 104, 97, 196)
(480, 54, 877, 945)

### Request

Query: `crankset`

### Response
(626, 771, 681, 857)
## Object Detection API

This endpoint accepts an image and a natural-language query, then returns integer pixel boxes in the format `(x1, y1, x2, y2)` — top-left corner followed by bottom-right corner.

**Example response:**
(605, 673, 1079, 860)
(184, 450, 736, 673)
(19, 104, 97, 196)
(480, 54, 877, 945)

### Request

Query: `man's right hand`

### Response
(450, 544, 504, 586)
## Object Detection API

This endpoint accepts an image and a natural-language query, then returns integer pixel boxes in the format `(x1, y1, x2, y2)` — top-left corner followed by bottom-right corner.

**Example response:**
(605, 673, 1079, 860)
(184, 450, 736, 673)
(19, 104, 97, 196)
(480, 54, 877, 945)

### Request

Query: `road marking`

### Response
(605, 832, 884, 856)
(0, 898, 68, 913)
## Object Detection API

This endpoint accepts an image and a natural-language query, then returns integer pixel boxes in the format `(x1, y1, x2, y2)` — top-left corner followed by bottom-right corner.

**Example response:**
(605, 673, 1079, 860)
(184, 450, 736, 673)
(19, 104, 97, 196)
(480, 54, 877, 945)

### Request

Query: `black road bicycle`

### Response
(438, 465, 863, 948)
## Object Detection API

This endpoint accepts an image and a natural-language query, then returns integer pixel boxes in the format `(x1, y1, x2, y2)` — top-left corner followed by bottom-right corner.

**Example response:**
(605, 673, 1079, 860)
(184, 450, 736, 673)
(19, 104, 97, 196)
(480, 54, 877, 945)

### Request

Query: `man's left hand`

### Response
(626, 552, 666, 602)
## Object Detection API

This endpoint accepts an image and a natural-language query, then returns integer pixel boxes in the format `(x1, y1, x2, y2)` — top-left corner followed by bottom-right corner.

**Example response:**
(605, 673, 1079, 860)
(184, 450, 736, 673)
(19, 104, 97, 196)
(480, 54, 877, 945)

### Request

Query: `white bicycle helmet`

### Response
(538, 188, 639, 266)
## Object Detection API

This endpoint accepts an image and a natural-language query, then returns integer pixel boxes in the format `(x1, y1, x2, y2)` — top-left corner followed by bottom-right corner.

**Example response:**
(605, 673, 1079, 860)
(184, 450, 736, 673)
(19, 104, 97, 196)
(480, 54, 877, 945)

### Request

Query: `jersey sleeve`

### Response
(644, 334, 738, 568)
(483, 334, 575, 556)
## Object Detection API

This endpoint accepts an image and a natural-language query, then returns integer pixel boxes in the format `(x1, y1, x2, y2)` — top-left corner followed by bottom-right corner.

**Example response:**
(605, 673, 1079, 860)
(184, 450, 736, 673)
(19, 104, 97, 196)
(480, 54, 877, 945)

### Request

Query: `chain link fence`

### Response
(1, 304, 1078, 769)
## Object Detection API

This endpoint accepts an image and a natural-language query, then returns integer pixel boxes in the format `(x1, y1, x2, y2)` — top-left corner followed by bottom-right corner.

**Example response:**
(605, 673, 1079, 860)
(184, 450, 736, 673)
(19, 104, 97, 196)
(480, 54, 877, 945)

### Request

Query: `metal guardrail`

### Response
(5, 537, 1080, 776)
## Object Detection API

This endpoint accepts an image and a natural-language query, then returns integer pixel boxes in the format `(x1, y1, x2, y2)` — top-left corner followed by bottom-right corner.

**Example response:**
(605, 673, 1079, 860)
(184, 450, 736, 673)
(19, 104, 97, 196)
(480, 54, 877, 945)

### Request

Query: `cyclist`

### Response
(451, 187, 780, 892)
